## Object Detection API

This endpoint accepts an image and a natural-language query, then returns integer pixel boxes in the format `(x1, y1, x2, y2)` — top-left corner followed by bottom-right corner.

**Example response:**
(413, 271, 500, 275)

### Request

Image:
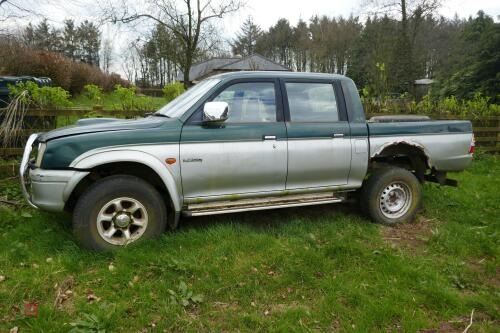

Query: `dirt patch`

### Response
(382, 216, 439, 249)
(271, 301, 310, 313)
(420, 311, 496, 333)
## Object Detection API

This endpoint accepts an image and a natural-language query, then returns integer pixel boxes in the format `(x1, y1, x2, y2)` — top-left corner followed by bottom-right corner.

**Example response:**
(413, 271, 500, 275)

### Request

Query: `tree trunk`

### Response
(183, 62, 191, 89)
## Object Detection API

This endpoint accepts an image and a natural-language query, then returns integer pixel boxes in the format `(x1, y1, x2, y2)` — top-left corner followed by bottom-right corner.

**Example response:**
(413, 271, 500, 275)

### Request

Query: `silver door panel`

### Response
(286, 138, 352, 189)
(181, 140, 287, 198)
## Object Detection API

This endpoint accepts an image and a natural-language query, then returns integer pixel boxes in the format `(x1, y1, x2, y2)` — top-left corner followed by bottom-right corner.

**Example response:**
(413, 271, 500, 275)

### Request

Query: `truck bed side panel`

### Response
(368, 120, 473, 171)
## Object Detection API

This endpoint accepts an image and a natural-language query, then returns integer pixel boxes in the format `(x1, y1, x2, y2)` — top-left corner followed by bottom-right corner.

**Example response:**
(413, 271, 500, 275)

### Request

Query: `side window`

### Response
(285, 82, 339, 122)
(212, 82, 277, 123)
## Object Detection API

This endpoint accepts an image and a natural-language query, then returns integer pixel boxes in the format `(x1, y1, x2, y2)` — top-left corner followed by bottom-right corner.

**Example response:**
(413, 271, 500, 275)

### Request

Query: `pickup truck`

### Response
(20, 72, 474, 250)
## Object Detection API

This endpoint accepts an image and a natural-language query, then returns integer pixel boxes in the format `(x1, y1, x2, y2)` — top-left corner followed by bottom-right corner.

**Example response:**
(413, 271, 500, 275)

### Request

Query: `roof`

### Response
(210, 71, 348, 82)
(178, 54, 290, 82)
(219, 54, 289, 71)
(180, 57, 239, 82)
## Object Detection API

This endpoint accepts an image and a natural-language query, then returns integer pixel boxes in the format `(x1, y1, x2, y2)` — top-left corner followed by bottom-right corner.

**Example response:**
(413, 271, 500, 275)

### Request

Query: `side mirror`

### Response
(203, 101, 229, 124)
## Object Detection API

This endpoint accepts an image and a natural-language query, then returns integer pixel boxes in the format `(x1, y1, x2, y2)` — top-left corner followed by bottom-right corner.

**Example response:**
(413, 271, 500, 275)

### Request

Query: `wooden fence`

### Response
(0, 108, 498, 175)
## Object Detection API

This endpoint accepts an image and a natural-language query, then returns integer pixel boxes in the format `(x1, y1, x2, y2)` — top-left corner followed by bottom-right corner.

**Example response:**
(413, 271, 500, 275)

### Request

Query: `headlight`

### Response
(35, 142, 46, 167)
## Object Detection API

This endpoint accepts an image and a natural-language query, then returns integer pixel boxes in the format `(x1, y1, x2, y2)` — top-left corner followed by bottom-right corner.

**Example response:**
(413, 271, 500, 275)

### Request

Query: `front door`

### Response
(180, 80, 287, 199)
(282, 80, 352, 189)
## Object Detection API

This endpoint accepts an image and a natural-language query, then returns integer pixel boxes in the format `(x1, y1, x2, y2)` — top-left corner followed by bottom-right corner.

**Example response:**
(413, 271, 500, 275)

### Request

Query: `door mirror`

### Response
(203, 101, 229, 124)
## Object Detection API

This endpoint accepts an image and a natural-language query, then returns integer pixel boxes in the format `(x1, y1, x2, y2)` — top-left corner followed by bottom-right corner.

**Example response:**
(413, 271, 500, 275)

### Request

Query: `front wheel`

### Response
(73, 175, 167, 250)
(360, 167, 422, 225)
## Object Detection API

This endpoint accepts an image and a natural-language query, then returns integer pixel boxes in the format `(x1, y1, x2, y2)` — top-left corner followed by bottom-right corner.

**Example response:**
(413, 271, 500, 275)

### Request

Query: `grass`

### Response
(0, 154, 499, 332)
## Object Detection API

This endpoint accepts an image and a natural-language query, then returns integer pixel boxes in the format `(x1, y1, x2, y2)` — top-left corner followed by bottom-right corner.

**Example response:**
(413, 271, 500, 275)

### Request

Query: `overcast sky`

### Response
(8, 0, 500, 75)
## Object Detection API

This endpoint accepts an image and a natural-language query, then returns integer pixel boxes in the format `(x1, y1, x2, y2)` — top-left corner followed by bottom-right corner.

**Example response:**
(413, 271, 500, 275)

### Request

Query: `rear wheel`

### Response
(360, 167, 422, 225)
(73, 175, 167, 250)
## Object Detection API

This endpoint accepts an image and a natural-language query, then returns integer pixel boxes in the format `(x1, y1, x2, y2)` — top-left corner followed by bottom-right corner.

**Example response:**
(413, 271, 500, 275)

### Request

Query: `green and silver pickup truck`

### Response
(20, 72, 474, 250)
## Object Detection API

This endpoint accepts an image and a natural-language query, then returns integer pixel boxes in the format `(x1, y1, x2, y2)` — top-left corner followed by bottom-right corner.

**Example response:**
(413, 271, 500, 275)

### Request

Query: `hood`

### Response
(38, 116, 169, 142)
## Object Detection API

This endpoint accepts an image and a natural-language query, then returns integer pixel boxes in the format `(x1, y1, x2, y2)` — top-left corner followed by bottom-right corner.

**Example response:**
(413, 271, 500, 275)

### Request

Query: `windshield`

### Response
(156, 79, 221, 118)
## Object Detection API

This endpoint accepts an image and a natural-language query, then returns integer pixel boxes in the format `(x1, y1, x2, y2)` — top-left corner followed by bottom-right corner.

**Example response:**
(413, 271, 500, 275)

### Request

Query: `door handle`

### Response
(263, 135, 277, 140)
(332, 133, 344, 138)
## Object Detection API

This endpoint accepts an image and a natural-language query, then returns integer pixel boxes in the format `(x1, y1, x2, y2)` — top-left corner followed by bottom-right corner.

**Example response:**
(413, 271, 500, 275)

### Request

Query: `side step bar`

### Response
(183, 192, 344, 217)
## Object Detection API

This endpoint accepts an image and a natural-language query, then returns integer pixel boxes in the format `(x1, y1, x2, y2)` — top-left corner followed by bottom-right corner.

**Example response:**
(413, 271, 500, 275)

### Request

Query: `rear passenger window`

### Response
(285, 82, 339, 122)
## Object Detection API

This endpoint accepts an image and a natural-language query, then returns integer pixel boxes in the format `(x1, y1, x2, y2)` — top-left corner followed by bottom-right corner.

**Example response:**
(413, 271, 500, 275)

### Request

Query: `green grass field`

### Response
(0, 154, 498, 332)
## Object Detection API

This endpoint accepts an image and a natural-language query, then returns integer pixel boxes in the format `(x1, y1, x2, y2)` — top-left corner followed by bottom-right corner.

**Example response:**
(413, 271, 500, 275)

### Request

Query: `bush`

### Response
(113, 85, 136, 110)
(112, 85, 156, 111)
(163, 81, 185, 102)
(0, 38, 129, 94)
(8, 81, 72, 108)
(83, 84, 103, 105)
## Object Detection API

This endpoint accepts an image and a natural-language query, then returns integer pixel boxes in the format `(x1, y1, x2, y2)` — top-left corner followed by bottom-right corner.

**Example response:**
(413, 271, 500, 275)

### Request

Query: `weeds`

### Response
(68, 313, 105, 333)
(168, 281, 204, 307)
(0, 90, 30, 148)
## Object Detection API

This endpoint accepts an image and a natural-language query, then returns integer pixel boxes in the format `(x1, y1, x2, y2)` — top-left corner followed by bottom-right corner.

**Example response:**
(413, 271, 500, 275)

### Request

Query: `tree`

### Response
(364, 0, 442, 91)
(231, 16, 262, 56)
(437, 11, 500, 102)
(77, 20, 101, 66)
(62, 19, 78, 60)
(291, 19, 310, 71)
(256, 18, 294, 68)
(102, 0, 243, 87)
(101, 38, 113, 73)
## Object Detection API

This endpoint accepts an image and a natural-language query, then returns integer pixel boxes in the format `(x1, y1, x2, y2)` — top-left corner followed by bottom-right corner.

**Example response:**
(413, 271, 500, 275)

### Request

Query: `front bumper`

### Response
(20, 134, 89, 212)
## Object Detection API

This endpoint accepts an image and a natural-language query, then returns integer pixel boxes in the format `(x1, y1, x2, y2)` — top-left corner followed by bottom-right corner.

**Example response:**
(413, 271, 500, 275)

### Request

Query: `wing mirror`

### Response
(203, 101, 229, 124)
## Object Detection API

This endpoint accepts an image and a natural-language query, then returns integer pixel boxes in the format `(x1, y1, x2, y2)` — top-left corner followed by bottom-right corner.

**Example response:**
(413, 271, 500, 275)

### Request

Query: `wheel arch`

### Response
(369, 141, 432, 181)
(64, 150, 182, 213)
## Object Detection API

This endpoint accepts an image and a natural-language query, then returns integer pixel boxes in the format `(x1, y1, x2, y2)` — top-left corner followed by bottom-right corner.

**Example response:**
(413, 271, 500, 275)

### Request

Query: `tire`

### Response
(360, 167, 422, 225)
(73, 175, 167, 251)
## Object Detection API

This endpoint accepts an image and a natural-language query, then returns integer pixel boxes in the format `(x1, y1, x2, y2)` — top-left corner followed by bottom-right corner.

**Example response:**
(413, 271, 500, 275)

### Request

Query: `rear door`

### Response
(180, 79, 287, 198)
(281, 79, 352, 189)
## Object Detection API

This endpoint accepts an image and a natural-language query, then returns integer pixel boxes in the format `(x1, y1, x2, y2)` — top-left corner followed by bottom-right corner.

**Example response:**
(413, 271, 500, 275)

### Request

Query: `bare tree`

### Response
(101, 38, 113, 73)
(0, 0, 45, 22)
(122, 44, 138, 83)
(363, 0, 442, 44)
(100, 0, 243, 87)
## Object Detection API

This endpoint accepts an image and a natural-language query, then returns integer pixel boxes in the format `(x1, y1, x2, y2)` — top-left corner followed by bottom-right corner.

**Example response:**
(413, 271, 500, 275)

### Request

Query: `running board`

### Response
(183, 192, 344, 217)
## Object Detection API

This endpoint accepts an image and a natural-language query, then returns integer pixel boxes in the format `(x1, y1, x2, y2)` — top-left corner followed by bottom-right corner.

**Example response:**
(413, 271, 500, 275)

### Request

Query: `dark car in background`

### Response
(0, 76, 52, 107)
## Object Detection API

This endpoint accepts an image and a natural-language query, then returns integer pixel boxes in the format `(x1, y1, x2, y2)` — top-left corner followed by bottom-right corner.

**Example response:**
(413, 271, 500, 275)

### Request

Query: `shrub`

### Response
(0, 38, 129, 94)
(113, 85, 136, 110)
(363, 92, 499, 119)
(83, 84, 103, 105)
(163, 81, 185, 102)
(8, 81, 72, 109)
(112, 85, 156, 111)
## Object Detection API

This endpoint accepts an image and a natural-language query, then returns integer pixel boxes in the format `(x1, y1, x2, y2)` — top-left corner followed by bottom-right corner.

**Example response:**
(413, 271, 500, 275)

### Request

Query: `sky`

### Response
(4, 0, 500, 75)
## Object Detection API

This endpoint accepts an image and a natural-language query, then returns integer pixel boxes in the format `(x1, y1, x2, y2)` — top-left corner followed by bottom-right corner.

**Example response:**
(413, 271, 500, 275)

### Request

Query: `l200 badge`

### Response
(183, 158, 203, 163)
